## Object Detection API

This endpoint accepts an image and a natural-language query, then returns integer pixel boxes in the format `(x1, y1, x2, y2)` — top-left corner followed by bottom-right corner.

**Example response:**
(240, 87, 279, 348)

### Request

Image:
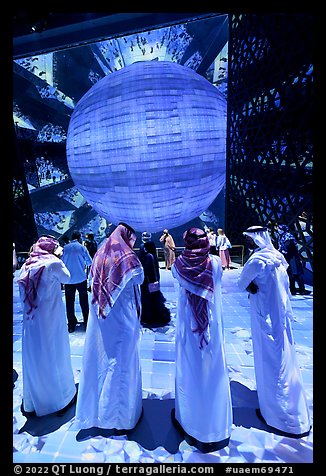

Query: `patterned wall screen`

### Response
(13, 124, 39, 253)
(226, 13, 313, 273)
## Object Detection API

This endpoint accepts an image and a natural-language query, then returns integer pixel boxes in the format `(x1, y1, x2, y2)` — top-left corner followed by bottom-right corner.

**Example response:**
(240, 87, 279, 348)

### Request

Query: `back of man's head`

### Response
(72, 230, 81, 241)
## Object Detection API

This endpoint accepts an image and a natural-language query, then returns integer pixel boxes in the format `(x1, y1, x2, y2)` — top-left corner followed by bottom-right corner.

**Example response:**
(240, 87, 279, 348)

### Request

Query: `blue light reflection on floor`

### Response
(13, 265, 313, 463)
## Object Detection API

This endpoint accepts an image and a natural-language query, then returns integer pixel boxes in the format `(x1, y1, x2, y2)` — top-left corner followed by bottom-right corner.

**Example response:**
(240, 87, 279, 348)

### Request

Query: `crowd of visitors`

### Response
(15, 220, 311, 449)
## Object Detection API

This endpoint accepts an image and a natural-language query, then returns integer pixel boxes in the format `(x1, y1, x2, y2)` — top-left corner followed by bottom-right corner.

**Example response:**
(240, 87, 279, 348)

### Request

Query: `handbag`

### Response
(148, 281, 160, 293)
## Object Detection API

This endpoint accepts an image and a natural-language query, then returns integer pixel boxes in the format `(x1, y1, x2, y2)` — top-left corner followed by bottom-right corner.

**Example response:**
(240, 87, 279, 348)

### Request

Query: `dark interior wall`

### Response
(13, 125, 39, 253)
(225, 13, 314, 274)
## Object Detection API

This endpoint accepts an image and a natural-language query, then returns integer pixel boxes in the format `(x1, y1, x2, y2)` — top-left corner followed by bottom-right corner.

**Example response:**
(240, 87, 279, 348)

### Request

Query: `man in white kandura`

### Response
(17, 235, 76, 417)
(238, 225, 311, 437)
(171, 227, 232, 453)
(75, 223, 144, 435)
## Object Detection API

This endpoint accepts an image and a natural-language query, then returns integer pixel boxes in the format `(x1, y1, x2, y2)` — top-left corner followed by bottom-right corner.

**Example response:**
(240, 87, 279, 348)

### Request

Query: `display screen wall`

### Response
(13, 15, 229, 248)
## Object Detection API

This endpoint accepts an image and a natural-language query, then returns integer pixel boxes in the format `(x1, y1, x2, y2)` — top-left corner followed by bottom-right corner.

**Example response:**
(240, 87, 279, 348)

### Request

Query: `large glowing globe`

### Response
(66, 61, 226, 232)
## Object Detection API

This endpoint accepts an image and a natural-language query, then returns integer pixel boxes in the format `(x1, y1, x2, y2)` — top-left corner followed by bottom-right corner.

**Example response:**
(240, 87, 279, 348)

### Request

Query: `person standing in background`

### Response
(61, 230, 92, 332)
(238, 225, 311, 437)
(276, 224, 311, 295)
(83, 233, 98, 259)
(207, 227, 218, 255)
(75, 223, 144, 435)
(216, 228, 232, 270)
(17, 235, 76, 417)
(159, 229, 176, 270)
(171, 227, 232, 453)
(83, 232, 98, 278)
(59, 235, 70, 290)
(60, 234, 70, 247)
(137, 231, 151, 263)
(139, 235, 171, 329)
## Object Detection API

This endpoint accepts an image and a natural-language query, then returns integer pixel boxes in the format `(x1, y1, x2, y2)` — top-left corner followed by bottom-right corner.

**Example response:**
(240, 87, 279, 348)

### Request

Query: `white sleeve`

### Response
(132, 266, 144, 285)
(50, 260, 71, 284)
(237, 258, 265, 291)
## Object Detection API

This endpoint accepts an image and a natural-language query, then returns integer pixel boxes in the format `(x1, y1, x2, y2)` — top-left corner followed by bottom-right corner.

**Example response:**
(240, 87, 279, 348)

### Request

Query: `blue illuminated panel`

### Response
(66, 61, 226, 232)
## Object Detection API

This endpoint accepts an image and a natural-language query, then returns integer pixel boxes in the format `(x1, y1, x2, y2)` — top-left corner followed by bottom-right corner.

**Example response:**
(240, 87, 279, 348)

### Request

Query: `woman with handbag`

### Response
(216, 228, 232, 270)
(139, 237, 171, 329)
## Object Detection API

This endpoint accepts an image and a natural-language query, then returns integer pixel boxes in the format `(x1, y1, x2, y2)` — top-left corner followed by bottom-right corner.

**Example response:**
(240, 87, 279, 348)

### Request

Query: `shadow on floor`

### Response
(19, 381, 289, 447)
(18, 385, 79, 437)
(230, 380, 260, 408)
(76, 398, 184, 454)
(230, 380, 311, 438)
(127, 399, 184, 453)
(13, 369, 18, 388)
(18, 402, 77, 437)
(230, 380, 268, 432)
(19, 393, 183, 454)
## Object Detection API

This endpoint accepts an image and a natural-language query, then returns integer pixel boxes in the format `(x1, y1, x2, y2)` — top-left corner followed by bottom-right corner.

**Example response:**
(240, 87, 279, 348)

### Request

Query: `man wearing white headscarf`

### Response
(238, 226, 311, 437)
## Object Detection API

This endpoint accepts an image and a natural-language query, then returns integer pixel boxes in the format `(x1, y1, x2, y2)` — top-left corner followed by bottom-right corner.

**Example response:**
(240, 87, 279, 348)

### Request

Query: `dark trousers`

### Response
(288, 269, 306, 293)
(65, 280, 89, 328)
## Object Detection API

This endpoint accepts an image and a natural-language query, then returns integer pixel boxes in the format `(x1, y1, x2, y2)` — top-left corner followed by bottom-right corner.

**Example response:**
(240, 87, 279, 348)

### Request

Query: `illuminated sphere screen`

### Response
(66, 61, 226, 232)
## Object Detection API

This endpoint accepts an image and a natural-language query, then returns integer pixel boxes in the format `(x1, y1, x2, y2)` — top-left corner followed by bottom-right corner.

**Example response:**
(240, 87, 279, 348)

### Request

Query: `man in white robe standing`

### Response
(238, 225, 311, 437)
(171, 227, 233, 453)
(75, 223, 144, 434)
(17, 235, 76, 417)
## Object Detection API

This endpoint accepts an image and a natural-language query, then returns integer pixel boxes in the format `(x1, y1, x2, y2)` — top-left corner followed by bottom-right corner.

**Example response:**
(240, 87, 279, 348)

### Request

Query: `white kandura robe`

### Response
(238, 249, 311, 434)
(75, 267, 144, 430)
(172, 255, 233, 443)
(18, 259, 76, 416)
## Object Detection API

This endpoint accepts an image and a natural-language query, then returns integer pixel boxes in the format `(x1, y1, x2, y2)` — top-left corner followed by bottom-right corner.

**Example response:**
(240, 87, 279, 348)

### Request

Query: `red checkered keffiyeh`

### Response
(173, 228, 214, 349)
(17, 236, 60, 318)
(91, 224, 143, 318)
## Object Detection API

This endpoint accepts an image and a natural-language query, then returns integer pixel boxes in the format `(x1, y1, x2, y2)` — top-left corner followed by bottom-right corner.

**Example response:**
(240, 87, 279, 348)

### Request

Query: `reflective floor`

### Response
(13, 264, 313, 463)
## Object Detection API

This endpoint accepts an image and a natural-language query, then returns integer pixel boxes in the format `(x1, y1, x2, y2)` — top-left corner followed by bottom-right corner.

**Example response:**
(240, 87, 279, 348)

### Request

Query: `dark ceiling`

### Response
(13, 12, 225, 59)
(13, 12, 229, 136)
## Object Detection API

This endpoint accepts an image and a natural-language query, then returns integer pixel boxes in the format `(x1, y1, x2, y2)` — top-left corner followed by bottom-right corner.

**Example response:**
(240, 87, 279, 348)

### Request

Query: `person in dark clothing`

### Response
(138, 237, 170, 329)
(60, 235, 70, 247)
(83, 233, 98, 259)
(277, 224, 311, 295)
(138, 231, 151, 263)
(83, 233, 98, 279)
